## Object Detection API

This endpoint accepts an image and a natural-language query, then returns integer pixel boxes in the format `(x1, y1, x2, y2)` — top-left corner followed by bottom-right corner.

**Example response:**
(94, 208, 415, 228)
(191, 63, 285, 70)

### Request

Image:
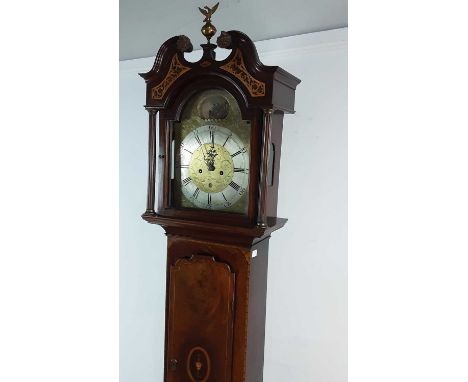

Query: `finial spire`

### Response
(198, 2, 219, 43)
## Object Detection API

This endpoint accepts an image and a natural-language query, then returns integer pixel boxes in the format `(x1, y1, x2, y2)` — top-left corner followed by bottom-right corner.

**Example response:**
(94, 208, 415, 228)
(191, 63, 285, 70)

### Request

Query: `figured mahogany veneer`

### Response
(165, 235, 271, 382)
(167, 255, 235, 382)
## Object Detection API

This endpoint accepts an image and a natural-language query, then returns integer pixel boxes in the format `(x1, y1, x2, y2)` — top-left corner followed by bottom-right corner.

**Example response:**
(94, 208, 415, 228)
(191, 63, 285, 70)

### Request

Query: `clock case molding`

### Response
(139, 31, 300, 245)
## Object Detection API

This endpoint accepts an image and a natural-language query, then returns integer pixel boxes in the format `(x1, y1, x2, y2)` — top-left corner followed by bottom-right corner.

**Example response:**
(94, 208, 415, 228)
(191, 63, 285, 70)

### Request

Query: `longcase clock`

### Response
(139, 5, 300, 381)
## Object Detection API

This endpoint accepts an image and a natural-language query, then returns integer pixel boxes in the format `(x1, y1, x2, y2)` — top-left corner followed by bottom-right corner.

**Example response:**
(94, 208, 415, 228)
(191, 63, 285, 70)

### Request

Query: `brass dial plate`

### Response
(180, 125, 249, 210)
(173, 89, 251, 214)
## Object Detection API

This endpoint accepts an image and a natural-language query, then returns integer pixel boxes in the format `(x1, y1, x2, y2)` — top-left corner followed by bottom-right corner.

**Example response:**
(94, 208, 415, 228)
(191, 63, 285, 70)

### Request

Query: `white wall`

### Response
(120, 28, 347, 382)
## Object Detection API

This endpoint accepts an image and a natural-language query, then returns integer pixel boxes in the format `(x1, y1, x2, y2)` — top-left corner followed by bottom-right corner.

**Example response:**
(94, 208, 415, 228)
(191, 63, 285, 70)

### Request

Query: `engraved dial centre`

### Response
(178, 124, 249, 211)
(189, 143, 234, 193)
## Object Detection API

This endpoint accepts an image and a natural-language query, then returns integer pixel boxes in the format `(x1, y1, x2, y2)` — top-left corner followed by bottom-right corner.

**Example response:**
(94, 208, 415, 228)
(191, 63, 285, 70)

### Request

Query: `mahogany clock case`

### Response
(139, 31, 300, 232)
(138, 29, 301, 382)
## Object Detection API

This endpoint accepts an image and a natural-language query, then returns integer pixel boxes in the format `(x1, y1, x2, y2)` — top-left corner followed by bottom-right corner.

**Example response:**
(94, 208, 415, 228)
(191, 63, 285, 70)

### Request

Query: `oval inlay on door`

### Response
(187, 346, 211, 382)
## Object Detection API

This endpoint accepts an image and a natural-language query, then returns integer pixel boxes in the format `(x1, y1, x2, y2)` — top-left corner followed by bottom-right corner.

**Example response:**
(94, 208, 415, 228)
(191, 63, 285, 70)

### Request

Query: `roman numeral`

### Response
(180, 142, 191, 153)
(177, 164, 189, 168)
(222, 192, 232, 207)
(234, 168, 246, 173)
(209, 130, 215, 146)
(229, 181, 240, 191)
(182, 177, 192, 186)
(194, 132, 203, 147)
(222, 134, 232, 147)
(192, 188, 200, 199)
(231, 147, 246, 158)
(207, 193, 212, 206)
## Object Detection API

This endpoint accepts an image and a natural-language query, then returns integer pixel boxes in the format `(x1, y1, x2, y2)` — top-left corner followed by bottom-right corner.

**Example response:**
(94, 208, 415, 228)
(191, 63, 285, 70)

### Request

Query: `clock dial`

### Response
(179, 125, 249, 210)
(172, 88, 251, 214)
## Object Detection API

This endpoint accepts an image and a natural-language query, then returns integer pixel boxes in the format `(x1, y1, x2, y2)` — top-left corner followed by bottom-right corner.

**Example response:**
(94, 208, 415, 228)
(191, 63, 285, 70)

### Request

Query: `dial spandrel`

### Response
(173, 89, 250, 213)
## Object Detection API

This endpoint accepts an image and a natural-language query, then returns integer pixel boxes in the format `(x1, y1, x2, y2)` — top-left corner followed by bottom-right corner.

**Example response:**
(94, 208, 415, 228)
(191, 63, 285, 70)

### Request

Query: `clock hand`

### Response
(205, 146, 217, 171)
(195, 128, 217, 171)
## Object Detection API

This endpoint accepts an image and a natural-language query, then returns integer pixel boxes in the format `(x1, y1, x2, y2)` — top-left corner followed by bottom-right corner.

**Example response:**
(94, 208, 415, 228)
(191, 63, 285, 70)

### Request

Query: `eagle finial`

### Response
(198, 3, 219, 22)
(199, 3, 219, 43)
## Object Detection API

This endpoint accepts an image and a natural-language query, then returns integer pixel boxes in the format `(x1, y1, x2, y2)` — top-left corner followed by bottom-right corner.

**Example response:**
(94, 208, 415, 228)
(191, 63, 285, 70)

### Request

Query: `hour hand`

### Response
(204, 146, 217, 171)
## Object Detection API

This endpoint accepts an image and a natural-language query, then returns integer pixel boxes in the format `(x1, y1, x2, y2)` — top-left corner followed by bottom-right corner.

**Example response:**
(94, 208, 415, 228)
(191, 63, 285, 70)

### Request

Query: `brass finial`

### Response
(199, 2, 219, 43)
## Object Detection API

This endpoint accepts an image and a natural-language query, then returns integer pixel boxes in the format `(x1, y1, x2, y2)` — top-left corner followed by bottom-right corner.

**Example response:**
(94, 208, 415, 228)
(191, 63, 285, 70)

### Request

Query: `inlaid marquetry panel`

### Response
(220, 49, 265, 97)
(151, 54, 191, 100)
(167, 255, 235, 382)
